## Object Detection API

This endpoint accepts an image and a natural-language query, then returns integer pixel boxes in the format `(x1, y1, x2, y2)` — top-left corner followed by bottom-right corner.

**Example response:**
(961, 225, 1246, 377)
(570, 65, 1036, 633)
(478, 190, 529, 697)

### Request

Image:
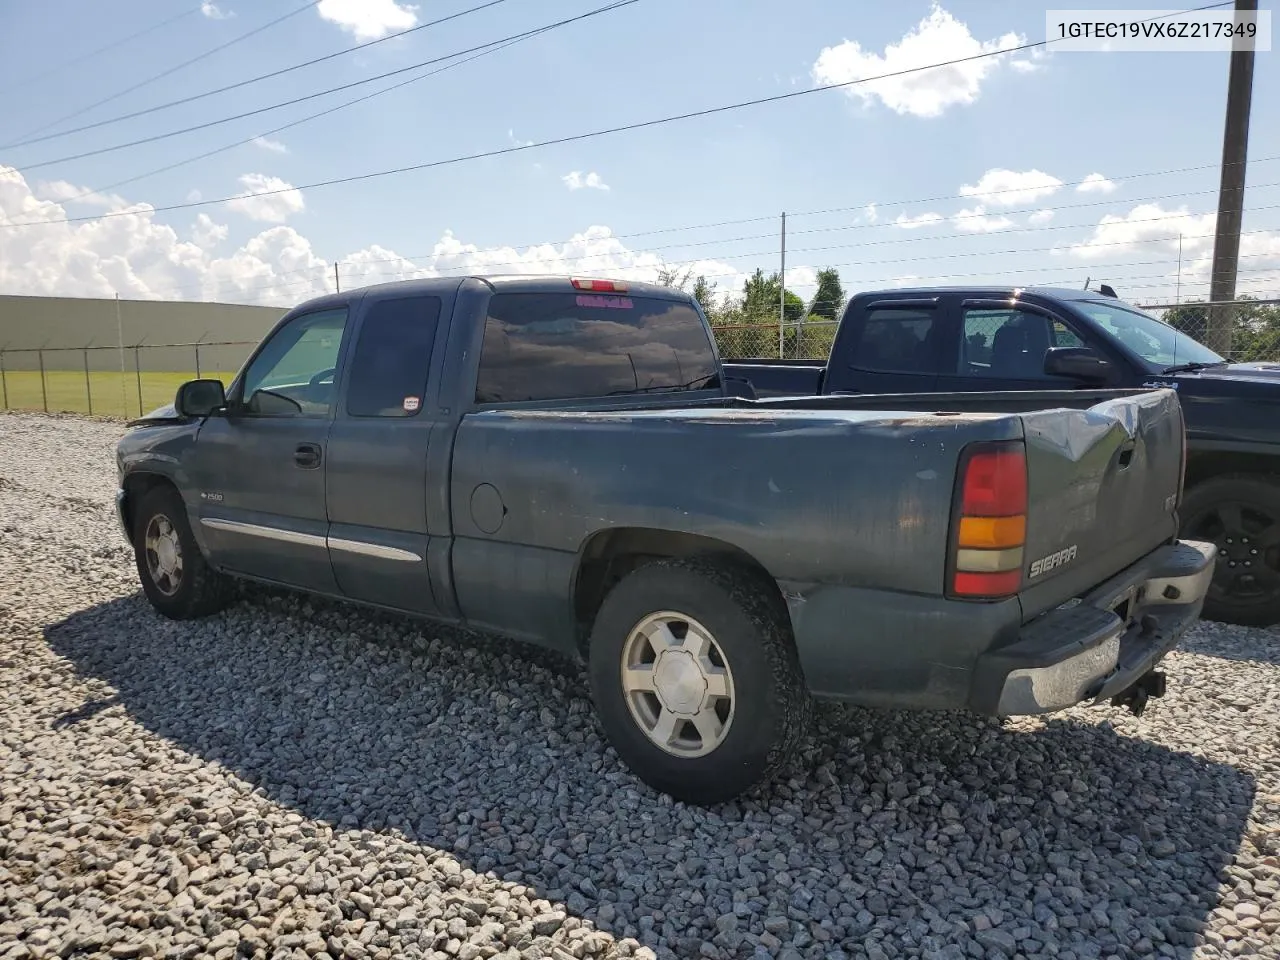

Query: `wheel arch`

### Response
(570, 526, 787, 655)
(120, 470, 182, 539)
(1185, 448, 1280, 489)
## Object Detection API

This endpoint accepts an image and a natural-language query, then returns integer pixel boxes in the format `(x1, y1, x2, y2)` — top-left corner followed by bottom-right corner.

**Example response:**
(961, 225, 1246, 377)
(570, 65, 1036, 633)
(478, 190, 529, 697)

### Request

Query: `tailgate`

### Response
(1018, 388, 1185, 619)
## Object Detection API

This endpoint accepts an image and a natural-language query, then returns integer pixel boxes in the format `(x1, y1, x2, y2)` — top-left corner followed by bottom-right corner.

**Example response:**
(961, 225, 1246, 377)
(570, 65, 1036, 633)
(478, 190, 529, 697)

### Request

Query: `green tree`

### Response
(655, 265, 693, 291)
(740, 268, 805, 325)
(809, 267, 845, 321)
(1160, 296, 1280, 362)
(691, 275, 719, 316)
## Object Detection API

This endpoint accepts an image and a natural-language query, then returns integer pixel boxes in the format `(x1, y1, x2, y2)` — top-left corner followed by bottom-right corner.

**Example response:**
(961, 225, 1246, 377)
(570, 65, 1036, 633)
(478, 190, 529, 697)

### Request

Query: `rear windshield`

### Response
(474, 292, 719, 403)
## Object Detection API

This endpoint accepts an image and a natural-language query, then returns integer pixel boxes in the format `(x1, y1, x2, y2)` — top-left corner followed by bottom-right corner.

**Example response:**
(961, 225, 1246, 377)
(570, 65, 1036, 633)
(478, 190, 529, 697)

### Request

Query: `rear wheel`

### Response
(586, 557, 811, 805)
(1181, 474, 1280, 627)
(132, 484, 232, 620)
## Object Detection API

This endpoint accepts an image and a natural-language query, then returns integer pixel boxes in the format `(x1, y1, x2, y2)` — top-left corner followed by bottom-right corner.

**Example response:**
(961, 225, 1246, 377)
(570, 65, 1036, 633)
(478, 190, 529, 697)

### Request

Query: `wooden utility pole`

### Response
(1205, 0, 1257, 356)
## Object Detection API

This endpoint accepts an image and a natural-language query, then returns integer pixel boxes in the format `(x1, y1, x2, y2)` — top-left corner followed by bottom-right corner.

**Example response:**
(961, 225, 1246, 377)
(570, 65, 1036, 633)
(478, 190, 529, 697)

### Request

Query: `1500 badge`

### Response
(1029, 544, 1078, 578)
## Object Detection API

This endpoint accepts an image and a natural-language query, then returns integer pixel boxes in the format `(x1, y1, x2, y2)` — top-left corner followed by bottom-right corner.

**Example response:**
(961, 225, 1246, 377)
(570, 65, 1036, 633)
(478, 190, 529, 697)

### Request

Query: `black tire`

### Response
(586, 557, 812, 805)
(1180, 473, 1280, 627)
(132, 484, 233, 620)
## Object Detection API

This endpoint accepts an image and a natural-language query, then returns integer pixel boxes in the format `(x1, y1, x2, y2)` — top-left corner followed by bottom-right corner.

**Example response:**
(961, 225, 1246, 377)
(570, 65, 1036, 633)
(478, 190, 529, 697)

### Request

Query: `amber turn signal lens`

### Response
(957, 515, 1026, 549)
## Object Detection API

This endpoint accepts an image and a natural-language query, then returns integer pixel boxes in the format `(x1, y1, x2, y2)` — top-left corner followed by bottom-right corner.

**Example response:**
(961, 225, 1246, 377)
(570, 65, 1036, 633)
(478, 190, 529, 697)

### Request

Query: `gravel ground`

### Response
(1, 409, 1279, 960)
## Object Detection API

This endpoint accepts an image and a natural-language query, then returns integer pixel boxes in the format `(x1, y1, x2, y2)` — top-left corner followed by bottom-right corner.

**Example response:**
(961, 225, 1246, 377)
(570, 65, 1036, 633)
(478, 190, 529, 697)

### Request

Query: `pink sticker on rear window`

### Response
(576, 294, 634, 310)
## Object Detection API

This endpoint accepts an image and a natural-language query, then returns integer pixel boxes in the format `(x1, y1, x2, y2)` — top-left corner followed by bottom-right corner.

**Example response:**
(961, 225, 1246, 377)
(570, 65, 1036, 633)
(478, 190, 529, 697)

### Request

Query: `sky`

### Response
(0, 0, 1277, 313)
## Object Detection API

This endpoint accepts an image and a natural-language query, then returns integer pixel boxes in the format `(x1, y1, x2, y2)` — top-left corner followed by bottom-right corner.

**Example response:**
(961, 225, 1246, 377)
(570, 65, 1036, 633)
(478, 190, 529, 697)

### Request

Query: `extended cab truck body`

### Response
(724, 286, 1280, 628)
(115, 276, 1215, 805)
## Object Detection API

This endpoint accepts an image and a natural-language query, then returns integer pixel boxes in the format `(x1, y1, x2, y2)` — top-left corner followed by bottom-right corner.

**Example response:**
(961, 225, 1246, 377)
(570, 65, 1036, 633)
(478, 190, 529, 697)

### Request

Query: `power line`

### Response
(4, 36, 1260, 231)
(9, 0, 1234, 174)
(157, 259, 1280, 311)
(13, 1, 642, 171)
(0, 2, 208, 96)
(355, 246, 1280, 291)
(136, 205, 1280, 300)
(143, 219, 1280, 302)
(334, 178, 1280, 273)
(6, 1, 323, 148)
(2, 0, 514, 151)
(46, 1, 629, 209)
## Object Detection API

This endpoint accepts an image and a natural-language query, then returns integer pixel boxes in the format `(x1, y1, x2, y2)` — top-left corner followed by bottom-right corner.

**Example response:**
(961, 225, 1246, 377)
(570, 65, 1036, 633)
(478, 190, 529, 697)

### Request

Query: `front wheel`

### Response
(586, 557, 812, 805)
(132, 484, 232, 620)
(1181, 474, 1280, 627)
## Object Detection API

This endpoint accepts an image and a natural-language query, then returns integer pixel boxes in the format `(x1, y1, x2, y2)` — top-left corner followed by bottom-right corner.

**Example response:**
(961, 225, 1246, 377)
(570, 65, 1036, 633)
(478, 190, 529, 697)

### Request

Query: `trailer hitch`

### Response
(1111, 670, 1167, 717)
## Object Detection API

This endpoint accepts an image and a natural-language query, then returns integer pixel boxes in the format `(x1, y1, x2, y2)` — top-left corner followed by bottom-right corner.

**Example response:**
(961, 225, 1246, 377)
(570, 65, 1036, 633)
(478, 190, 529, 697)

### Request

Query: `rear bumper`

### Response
(968, 538, 1216, 716)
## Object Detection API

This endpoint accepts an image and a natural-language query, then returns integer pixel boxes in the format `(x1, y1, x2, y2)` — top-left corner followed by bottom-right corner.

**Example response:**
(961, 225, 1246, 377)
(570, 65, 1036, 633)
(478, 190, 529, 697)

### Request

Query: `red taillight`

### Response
(951, 442, 1028, 599)
(961, 448, 1028, 517)
(953, 570, 1023, 597)
(571, 277, 628, 293)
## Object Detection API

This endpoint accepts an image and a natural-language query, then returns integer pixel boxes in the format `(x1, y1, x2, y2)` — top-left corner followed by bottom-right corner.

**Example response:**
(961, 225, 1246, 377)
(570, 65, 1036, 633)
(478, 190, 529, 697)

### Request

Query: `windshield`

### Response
(1071, 299, 1226, 372)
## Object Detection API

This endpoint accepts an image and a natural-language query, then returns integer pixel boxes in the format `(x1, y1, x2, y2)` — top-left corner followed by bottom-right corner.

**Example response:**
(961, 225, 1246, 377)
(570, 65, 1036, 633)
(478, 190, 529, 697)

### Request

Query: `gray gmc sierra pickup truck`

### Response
(114, 275, 1215, 804)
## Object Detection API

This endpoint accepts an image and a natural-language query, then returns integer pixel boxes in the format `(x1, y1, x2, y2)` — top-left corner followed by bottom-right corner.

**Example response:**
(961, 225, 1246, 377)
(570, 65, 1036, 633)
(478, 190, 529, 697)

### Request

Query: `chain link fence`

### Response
(711, 298, 1280, 363)
(3, 298, 1278, 417)
(1140, 298, 1280, 363)
(0, 341, 257, 418)
(711, 320, 839, 360)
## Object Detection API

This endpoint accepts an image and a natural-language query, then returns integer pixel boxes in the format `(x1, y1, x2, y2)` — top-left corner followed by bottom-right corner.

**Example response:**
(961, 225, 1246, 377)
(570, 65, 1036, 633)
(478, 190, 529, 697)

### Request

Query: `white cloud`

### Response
(1067, 203, 1215, 260)
(252, 136, 289, 155)
(35, 180, 127, 210)
(225, 173, 305, 224)
(317, 0, 417, 40)
(894, 211, 945, 229)
(953, 206, 1015, 233)
(1077, 172, 1118, 194)
(201, 1, 233, 19)
(0, 164, 756, 309)
(191, 214, 228, 249)
(784, 265, 818, 296)
(508, 129, 534, 148)
(1059, 203, 1280, 298)
(880, 274, 922, 288)
(960, 168, 1063, 207)
(186, 189, 203, 204)
(1029, 209, 1055, 225)
(865, 202, 878, 223)
(811, 4, 1034, 119)
(562, 171, 610, 192)
(1010, 47, 1047, 73)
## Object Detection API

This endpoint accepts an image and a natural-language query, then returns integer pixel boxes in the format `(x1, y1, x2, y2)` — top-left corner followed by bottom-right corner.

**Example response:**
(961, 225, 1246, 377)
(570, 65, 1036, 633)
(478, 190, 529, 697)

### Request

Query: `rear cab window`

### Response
(474, 291, 719, 403)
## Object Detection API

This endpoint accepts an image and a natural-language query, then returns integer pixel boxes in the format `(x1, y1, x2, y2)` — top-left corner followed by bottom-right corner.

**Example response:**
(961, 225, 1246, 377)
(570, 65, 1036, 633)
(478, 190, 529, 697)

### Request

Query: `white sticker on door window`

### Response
(403, 396, 421, 412)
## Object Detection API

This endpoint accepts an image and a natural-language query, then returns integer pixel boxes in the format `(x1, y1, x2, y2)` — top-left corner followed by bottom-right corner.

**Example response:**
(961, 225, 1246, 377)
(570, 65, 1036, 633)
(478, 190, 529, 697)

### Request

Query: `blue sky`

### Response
(0, 0, 1276, 309)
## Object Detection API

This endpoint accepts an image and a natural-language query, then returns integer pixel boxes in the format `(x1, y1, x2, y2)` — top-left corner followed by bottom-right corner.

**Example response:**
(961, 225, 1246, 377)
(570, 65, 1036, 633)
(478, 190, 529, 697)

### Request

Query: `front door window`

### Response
(238, 308, 349, 416)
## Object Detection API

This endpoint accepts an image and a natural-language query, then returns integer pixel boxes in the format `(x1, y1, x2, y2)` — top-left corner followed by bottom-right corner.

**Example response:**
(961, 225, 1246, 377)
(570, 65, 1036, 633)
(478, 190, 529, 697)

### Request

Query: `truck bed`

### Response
(447, 386, 1184, 638)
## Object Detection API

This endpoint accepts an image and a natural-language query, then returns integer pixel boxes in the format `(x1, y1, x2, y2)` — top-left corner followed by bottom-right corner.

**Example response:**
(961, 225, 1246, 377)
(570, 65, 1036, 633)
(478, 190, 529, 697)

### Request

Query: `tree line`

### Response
(655, 266, 1279, 363)
(657, 266, 847, 327)
(656, 266, 847, 359)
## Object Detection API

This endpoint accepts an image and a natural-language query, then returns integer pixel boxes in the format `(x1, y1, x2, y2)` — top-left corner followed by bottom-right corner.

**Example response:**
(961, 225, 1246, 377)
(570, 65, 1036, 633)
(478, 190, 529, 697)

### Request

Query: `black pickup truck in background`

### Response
(724, 285, 1280, 628)
(116, 276, 1213, 804)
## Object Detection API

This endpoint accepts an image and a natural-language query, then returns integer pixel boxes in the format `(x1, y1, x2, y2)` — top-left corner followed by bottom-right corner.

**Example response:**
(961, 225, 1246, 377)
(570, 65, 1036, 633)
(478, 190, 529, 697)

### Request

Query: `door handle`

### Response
(294, 443, 322, 469)
(1117, 439, 1136, 469)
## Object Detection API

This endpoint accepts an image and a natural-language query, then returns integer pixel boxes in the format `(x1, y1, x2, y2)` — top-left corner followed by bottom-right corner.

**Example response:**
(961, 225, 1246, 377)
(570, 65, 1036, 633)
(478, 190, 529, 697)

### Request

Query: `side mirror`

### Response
(175, 379, 226, 418)
(1044, 346, 1113, 383)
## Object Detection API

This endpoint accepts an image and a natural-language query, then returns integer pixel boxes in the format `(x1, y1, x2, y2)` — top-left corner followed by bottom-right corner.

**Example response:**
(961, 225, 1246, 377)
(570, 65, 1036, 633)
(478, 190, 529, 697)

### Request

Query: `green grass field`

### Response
(0, 370, 236, 419)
